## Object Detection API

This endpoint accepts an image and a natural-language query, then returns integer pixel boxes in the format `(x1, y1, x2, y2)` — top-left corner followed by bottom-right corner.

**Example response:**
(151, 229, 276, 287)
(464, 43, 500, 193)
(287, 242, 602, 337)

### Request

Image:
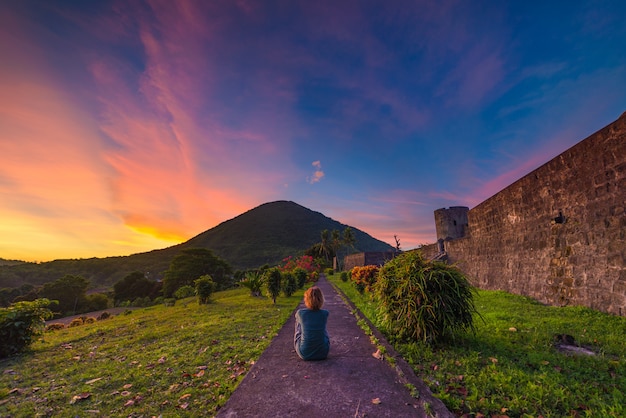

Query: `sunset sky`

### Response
(1, 1, 625, 262)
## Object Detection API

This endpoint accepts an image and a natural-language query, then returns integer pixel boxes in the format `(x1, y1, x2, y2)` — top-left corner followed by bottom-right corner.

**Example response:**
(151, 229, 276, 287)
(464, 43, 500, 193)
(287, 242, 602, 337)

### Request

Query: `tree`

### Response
(264, 268, 282, 304)
(281, 271, 297, 297)
(162, 248, 232, 297)
(320, 229, 331, 261)
(342, 227, 356, 251)
(40, 275, 89, 316)
(113, 271, 155, 304)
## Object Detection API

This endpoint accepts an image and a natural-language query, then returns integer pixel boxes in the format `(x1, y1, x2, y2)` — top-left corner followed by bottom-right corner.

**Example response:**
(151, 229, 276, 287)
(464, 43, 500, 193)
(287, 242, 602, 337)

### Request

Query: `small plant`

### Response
(325, 268, 334, 276)
(374, 251, 477, 343)
(281, 271, 297, 297)
(84, 317, 96, 324)
(195, 275, 216, 304)
(340, 271, 349, 282)
(239, 272, 264, 296)
(350, 265, 379, 294)
(264, 268, 282, 304)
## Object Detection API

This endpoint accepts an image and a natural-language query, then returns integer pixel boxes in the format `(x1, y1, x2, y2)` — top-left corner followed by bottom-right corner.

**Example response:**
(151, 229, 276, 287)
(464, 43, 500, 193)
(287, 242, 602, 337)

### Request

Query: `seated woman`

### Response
(294, 286, 330, 361)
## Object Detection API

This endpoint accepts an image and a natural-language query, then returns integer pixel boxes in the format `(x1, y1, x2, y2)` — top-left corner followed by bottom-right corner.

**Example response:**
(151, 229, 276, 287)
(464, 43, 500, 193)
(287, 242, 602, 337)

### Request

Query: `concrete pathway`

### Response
(216, 275, 452, 417)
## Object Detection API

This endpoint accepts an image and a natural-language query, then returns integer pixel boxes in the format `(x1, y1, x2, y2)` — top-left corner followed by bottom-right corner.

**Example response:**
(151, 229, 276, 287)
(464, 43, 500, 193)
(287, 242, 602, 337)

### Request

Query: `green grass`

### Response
(328, 274, 626, 417)
(0, 288, 303, 417)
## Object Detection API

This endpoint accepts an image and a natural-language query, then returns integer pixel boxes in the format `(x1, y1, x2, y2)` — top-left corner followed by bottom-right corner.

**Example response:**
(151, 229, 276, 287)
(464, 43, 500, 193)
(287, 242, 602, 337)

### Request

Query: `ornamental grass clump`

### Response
(374, 251, 477, 344)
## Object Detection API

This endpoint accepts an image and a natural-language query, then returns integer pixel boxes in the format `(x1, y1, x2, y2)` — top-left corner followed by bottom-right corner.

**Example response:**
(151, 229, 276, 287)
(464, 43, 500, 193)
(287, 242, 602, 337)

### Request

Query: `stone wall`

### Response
(444, 112, 626, 315)
(343, 252, 398, 272)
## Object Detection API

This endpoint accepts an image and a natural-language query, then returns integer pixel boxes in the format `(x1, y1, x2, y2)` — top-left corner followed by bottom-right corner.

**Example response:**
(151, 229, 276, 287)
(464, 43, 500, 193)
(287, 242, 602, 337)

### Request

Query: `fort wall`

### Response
(442, 113, 626, 315)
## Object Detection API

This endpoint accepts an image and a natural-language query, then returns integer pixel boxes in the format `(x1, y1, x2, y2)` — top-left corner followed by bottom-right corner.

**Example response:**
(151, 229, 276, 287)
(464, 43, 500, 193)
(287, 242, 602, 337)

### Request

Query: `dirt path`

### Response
(46, 307, 136, 325)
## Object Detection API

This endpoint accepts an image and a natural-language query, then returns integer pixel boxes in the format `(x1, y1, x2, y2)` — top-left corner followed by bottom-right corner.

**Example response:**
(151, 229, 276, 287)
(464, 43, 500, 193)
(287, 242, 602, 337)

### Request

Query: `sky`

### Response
(1, 1, 625, 262)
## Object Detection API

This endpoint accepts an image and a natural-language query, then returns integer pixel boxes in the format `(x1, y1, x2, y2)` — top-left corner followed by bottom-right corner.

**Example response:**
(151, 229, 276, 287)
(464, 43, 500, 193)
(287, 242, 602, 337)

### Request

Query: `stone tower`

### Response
(434, 207, 469, 251)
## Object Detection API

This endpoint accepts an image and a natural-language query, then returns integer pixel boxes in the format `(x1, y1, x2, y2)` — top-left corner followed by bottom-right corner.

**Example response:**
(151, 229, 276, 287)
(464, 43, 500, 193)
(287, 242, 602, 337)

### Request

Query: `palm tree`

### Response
(320, 229, 330, 262)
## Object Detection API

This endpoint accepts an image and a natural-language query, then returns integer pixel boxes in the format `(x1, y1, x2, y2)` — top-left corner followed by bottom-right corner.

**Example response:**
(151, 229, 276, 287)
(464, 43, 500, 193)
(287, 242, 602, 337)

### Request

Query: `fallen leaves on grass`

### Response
(69, 392, 90, 404)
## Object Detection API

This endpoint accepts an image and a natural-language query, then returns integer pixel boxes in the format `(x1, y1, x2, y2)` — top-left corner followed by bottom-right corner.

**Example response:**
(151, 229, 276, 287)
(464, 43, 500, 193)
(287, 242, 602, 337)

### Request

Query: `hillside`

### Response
(0, 201, 393, 289)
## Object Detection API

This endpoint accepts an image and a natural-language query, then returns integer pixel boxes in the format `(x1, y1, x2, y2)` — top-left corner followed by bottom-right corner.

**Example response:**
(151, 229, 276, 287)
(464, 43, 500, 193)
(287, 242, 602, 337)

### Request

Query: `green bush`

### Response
(264, 268, 282, 304)
(325, 268, 334, 276)
(340, 271, 349, 282)
(174, 285, 195, 300)
(195, 275, 216, 304)
(0, 299, 53, 358)
(281, 272, 297, 297)
(374, 252, 477, 344)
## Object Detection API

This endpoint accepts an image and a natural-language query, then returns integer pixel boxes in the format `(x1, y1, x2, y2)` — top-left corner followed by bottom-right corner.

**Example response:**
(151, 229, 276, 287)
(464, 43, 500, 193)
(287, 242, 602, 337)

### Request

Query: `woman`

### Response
(294, 286, 330, 361)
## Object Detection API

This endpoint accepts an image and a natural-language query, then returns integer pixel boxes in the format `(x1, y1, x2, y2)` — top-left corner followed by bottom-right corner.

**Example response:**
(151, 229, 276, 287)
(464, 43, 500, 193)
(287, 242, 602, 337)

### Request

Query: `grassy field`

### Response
(0, 288, 303, 417)
(328, 274, 626, 417)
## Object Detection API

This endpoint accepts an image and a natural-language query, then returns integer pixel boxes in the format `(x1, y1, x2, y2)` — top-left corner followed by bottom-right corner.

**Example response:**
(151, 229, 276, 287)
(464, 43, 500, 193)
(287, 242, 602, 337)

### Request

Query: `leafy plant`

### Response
(340, 271, 349, 282)
(0, 299, 53, 358)
(264, 268, 282, 304)
(195, 275, 216, 304)
(374, 251, 477, 343)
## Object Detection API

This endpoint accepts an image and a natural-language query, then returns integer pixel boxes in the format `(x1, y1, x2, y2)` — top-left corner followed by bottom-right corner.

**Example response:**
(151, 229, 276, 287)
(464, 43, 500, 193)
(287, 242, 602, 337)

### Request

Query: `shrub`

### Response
(350, 265, 379, 294)
(0, 299, 53, 358)
(325, 268, 334, 276)
(174, 285, 195, 300)
(239, 272, 263, 296)
(84, 317, 96, 324)
(374, 252, 477, 344)
(281, 272, 297, 297)
(310, 271, 319, 282)
(97, 311, 111, 320)
(293, 268, 308, 289)
(264, 268, 282, 304)
(164, 298, 176, 307)
(68, 318, 84, 328)
(195, 275, 216, 304)
(85, 293, 110, 311)
(132, 296, 151, 307)
(340, 271, 349, 282)
(45, 323, 65, 332)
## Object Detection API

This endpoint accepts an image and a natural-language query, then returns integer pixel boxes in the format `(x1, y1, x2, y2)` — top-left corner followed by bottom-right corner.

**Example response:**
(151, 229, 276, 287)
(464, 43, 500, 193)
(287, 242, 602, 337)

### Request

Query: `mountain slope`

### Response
(0, 201, 393, 289)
